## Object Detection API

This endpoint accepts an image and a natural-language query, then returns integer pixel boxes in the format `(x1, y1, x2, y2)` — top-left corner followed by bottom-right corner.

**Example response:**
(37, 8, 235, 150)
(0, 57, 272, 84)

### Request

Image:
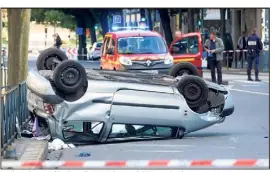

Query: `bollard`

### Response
(234, 51, 237, 68)
(262, 50, 269, 72)
(226, 52, 229, 70)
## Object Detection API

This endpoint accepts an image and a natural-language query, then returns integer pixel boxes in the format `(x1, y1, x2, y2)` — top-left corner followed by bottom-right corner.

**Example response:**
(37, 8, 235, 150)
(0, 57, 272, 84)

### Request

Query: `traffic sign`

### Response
(75, 27, 83, 35)
(113, 15, 121, 24)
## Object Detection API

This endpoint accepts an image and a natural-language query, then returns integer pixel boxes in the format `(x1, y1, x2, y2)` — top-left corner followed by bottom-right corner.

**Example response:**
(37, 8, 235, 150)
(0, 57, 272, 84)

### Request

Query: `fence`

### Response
(60, 48, 88, 60)
(222, 49, 269, 72)
(1, 81, 29, 154)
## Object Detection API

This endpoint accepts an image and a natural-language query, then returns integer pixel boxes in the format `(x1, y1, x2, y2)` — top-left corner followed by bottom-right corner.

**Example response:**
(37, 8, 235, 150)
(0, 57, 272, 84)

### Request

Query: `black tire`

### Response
(53, 60, 87, 94)
(177, 75, 208, 109)
(169, 62, 199, 77)
(36, 47, 68, 71)
(54, 79, 88, 102)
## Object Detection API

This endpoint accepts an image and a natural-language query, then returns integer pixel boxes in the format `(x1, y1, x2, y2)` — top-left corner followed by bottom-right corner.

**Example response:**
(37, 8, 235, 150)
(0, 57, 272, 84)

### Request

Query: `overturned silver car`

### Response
(26, 48, 234, 143)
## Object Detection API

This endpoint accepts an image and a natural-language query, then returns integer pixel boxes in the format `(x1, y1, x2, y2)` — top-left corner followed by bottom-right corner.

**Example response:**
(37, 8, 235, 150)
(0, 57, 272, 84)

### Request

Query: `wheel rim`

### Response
(45, 55, 59, 69)
(181, 82, 202, 102)
(60, 67, 80, 86)
(176, 69, 191, 77)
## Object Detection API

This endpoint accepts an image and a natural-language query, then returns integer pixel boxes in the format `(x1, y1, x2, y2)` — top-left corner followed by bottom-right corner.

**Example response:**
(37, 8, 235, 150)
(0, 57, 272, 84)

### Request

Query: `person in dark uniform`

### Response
(246, 28, 263, 81)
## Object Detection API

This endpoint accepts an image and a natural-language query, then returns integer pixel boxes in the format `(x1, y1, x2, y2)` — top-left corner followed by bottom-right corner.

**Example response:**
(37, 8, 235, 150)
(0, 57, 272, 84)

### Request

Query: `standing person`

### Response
(237, 31, 248, 62)
(55, 34, 62, 49)
(204, 30, 225, 85)
(246, 28, 263, 81)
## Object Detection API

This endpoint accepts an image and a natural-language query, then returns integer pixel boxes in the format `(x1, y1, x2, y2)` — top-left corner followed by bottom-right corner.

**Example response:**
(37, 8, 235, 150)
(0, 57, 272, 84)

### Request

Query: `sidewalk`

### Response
(3, 138, 48, 169)
(203, 67, 269, 76)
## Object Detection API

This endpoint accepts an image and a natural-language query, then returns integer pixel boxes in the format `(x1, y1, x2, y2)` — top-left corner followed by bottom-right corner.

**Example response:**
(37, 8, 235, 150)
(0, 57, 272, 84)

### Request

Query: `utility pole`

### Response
(45, 26, 47, 48)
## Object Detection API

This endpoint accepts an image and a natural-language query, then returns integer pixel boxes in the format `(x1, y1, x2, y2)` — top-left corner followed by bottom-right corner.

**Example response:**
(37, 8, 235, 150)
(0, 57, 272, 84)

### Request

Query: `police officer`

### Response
(246, 28, 263, 81)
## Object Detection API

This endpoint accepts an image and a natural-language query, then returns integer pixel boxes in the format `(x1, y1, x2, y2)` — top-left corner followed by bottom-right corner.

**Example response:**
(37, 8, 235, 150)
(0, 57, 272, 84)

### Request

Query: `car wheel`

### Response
(177, 75, 208, 109)
(53, 60, 87, 94)
(169, 62, 199, 77)
(36, 47, 68, 71)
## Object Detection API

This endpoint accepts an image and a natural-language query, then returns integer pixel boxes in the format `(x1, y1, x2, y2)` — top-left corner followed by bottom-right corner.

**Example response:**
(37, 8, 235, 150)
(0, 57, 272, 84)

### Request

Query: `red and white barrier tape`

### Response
(223, 49, 248, 53)
(2, 159, 269, 168)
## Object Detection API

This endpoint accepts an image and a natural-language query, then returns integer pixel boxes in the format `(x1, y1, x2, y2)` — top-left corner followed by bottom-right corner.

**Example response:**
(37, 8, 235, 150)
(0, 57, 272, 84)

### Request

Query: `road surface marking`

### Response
(118, 144, 195, 147)
(215, 146, 236, 149)
(229, 88, 269, 96)
(241, 85, 261, 87)
(234, 80, 269, 84)
(125, 150, 185, 153)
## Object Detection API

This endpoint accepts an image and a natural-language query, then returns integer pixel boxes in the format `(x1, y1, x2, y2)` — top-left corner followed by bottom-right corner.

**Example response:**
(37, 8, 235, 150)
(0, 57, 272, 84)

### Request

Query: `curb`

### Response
(2, 159, 269, 169)
(2, 140, 48, 169)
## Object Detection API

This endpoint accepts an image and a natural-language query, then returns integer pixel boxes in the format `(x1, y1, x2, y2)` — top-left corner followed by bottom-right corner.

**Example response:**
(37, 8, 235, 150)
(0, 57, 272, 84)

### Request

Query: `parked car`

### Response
(88, 42, 102, 61)
(27, 47, 234, 143)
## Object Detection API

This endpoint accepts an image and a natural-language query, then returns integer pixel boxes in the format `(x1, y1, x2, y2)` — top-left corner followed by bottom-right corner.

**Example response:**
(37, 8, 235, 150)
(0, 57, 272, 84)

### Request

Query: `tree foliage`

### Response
(31, 9, 76, 30)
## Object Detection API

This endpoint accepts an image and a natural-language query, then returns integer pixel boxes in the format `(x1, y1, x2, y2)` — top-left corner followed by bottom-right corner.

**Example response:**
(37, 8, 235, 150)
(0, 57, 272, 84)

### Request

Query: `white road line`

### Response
(124, 150, 185, 153)
(234, 80, 269, 84)
(119, 144, 195, 147)
(229, 88, 269, 96)
(241, 85, 261, 87)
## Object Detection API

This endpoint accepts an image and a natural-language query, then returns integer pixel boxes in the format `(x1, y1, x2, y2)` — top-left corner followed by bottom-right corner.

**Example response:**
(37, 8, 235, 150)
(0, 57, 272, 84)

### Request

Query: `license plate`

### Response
(140, 70, 159, 74)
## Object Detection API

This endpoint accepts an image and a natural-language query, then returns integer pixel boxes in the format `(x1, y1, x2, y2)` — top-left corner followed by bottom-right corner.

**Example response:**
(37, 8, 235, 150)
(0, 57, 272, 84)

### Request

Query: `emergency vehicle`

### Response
(100, 26, 204, 76)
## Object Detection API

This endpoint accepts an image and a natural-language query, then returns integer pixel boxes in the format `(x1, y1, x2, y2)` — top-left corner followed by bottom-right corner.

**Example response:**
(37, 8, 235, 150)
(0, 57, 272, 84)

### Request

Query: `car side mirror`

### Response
(106, 48, 114, 55)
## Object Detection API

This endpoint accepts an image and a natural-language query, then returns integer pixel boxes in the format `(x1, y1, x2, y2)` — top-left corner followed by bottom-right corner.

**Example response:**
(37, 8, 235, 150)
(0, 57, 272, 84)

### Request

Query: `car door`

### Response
(101, 37, 111, 69)
(169, 33, 203, 69)
(109, 89, 185, 126)
(108, 39, 116, 70)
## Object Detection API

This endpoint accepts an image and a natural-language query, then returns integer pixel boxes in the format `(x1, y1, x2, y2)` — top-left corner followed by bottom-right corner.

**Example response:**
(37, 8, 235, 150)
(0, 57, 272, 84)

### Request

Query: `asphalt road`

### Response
(27, 57, 269, 162)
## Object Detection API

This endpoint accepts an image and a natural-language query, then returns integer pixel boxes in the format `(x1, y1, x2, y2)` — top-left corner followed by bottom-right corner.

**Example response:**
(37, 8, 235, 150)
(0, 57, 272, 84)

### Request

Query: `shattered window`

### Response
(108, 124, 174, 140)
(63, 121, 104, 142)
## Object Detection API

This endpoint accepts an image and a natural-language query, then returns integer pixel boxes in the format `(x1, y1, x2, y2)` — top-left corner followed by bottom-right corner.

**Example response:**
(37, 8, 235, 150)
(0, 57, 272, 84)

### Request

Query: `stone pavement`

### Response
(2, 138, 48, 169)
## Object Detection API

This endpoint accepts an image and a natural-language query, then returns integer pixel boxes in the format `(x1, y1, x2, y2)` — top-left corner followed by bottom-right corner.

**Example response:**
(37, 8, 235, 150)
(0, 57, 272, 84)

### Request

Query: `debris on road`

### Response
(75, 152, 91, 157)
(48, 138, 76, 151)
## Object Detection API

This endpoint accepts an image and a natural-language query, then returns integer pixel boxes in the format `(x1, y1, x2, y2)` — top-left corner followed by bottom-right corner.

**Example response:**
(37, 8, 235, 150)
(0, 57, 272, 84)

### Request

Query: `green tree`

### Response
(31, 9, 76, 31)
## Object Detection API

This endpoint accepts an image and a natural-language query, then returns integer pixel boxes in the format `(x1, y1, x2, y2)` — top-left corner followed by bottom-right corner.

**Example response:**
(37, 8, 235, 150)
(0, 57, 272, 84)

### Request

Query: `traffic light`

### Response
(198, 20, 201, 26)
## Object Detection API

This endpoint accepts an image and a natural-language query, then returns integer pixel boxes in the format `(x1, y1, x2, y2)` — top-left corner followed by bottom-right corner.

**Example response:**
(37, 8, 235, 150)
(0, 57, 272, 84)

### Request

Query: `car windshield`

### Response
(117, 36, 168, 54)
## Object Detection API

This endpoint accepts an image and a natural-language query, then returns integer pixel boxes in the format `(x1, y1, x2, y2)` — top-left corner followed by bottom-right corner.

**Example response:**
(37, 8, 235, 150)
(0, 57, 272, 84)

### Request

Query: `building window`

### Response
(126, 15, 130, 23)
(131, 14, 136, 22)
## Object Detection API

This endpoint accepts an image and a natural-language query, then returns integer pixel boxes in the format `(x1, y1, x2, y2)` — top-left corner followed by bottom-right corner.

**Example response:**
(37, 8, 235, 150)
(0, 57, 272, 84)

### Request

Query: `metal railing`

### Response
(1, 82, 29, 153)
(223, 49, 269, 72)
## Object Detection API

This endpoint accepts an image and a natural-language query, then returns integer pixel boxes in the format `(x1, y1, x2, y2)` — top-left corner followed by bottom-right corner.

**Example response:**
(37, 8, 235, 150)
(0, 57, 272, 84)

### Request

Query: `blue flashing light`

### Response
(112, 26, 119, 31)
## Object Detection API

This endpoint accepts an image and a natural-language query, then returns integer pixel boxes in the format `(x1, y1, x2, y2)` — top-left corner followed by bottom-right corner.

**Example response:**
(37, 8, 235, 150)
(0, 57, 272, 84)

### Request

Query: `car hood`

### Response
(119, 53, 170, 61)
